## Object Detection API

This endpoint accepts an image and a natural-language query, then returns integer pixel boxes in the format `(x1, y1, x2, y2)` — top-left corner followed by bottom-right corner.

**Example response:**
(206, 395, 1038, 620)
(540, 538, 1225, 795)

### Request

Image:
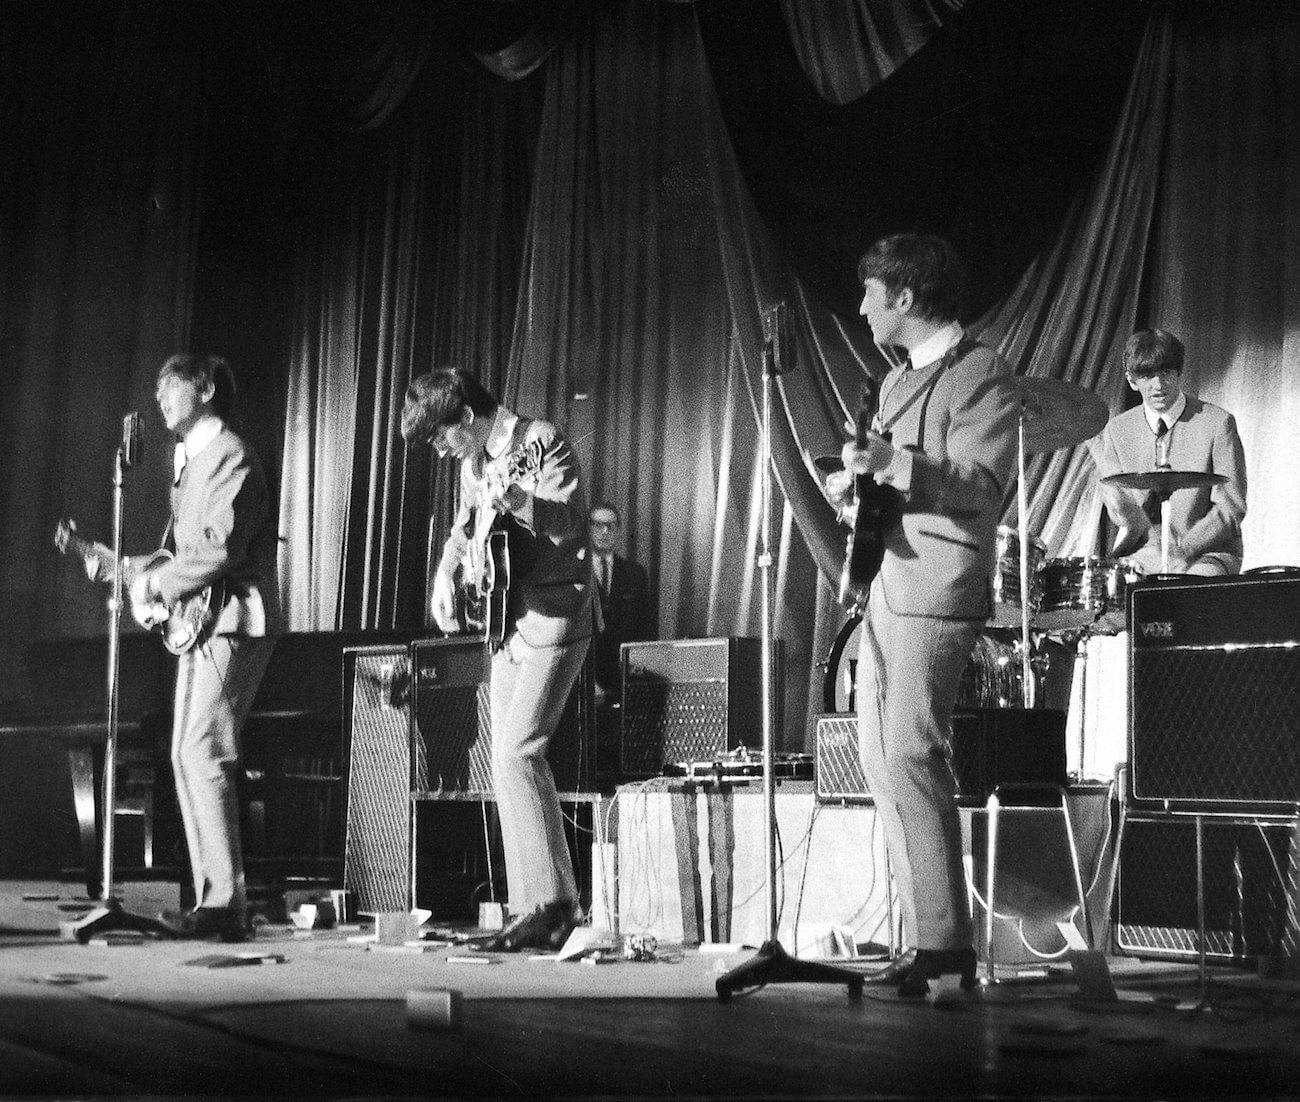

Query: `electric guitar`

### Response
(838, 379, 901, 609)
(54, 519, 216, 655)
(458, 439, 545, 646)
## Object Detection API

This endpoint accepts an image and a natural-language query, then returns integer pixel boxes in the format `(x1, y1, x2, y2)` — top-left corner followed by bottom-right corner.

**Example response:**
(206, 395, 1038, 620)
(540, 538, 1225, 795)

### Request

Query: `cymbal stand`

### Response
(70, 432, 175, 943)
(716, 306, 862, 1002)
(1015, 403, 1036, 707)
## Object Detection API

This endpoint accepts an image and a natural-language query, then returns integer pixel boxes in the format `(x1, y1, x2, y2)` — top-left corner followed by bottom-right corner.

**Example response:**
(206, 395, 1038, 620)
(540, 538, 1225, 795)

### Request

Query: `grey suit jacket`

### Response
(1094, 397, 1246, 574)
(870, 341, 1019, 619)
(152, 425, 282, 638)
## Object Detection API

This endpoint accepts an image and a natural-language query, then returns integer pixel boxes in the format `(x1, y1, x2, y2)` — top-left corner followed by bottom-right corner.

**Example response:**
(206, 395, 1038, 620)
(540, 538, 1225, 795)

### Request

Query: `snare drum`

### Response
(1094, 560, 1142, 635)
(822, 616, 1030, 713)
(989, 524, 1046, 628)
(1036, 556, 1108, 632)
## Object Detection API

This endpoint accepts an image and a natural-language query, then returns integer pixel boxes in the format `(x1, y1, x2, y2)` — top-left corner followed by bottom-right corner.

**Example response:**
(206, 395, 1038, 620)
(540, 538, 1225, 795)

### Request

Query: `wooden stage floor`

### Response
(2, 882, 1299, 1100)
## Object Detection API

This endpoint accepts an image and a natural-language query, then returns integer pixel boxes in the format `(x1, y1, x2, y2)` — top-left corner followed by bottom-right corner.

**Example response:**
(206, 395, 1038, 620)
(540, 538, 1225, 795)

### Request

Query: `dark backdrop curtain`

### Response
(0, 5, 206, 701)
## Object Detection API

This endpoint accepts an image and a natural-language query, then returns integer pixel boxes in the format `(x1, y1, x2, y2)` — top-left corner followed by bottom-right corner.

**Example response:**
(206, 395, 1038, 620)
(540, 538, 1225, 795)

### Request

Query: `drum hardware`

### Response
(1007, 377, 1109, 706)
(1101, 469, 1227, 574)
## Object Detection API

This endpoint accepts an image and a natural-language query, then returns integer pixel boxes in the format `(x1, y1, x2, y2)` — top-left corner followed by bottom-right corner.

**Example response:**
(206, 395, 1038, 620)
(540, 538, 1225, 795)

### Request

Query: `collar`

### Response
(174, 416, 224, 480)
(483, 407, 518, 460)
(1142, 393, 1186, 433)
(906, 321, 964, 370)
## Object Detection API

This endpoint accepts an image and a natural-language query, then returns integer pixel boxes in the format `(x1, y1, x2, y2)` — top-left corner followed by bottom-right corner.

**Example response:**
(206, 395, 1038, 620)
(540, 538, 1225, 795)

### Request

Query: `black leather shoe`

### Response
(158, 907, 249, 943)
(862, 948, 917, 986)
(472, 900, 578, 953)
(897, 946, 978, 998)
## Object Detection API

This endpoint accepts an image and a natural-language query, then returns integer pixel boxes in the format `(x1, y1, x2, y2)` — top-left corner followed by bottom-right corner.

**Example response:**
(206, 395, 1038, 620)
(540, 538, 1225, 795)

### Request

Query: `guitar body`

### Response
(54, 520, 216, 655)
(456, 439, 542, 648)
(838, 383, 900, 610)
(459, 528, 509, 648)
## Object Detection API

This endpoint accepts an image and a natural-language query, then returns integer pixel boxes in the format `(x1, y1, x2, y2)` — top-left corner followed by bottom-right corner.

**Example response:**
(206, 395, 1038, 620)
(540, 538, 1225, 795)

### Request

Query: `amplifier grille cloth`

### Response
(621, 681, 729, 775)
(814, 715, 869, 803)
(413, 684, 493, 795)
(1132, 648, 1300, 805)
(343, 653, 411, 914)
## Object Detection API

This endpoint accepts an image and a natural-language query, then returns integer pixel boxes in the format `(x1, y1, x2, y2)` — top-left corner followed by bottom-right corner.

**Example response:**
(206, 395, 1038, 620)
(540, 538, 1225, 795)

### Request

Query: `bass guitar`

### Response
(838, 379, 901, 610)
(54, 519, 216, 655)
(458, 439, 545, 646)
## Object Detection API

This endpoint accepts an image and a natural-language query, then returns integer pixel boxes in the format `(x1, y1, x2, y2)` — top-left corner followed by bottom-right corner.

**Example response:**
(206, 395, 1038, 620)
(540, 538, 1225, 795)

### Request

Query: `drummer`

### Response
(1093, 328, 1247, 576)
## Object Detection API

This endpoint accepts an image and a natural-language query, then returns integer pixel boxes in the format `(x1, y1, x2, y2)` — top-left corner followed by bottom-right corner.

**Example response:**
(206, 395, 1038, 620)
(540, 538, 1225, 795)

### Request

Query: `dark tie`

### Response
(599, 557, 610, 598)
(1154, 418, 1169, 467)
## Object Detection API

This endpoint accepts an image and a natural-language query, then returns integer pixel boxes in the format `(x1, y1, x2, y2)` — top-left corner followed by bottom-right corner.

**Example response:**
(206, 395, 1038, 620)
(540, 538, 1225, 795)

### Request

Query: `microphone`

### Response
(121, 411, 140, 469)
(761, 302, 789, 376)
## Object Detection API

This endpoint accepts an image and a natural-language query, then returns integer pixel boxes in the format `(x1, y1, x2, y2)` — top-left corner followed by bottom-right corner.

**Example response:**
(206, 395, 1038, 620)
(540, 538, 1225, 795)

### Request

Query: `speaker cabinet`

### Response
(1114, 815, 1294, 962)
(813, 708, 1067, 805)
(620, 638, 776, 777)
(410, 638, 593, 798)
(1129, 576, 1300, 814)
(342, 645, 413, 914)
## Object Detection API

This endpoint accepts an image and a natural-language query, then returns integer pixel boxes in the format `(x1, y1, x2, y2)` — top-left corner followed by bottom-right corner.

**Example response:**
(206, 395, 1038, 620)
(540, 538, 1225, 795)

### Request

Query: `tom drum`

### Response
(990, 524, 1046, 629)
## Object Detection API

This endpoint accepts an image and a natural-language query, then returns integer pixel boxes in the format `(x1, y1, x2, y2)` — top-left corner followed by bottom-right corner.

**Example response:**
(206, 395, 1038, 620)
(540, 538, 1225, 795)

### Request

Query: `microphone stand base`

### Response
(65, 897, 177, 944)
(715, 939, 864, 1002)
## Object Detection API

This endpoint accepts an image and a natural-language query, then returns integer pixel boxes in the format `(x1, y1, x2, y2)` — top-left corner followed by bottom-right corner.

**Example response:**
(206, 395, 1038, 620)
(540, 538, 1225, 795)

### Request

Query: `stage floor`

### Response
(3, 881, 1300, 1100)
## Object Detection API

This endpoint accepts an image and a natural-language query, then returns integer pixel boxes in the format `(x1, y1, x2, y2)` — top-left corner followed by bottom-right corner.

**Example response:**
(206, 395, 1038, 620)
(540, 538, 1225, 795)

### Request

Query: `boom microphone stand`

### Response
(71, 413, 175, 943)
(716, 306, 863, 1002)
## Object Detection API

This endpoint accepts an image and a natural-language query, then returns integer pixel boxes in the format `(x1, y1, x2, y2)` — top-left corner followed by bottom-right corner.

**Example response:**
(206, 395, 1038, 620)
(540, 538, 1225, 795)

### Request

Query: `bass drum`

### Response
(822, 616, 1029, 714)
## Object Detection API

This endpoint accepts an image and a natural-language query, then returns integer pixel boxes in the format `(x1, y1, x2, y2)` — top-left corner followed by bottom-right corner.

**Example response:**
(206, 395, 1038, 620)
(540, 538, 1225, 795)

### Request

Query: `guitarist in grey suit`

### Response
(826, 235, 1018, 995)
(130, 354, 281, 942)
(402, 366, 593, 952)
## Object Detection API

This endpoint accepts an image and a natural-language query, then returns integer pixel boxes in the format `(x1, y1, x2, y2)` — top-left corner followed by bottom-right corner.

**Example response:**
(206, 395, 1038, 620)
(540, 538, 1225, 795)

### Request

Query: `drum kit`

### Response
(820, 374, 1227, 716)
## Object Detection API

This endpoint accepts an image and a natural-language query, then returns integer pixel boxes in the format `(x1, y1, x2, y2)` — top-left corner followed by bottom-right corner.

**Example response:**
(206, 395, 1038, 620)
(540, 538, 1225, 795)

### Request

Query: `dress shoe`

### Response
(158, 906, 249, 943)
(472, 900, 579, 953)
(896, 946, 978, 998)
(862, 948, 917, 986)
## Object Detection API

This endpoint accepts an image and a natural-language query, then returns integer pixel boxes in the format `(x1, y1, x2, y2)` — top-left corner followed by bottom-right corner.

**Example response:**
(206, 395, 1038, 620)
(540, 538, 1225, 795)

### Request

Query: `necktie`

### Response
(1154, 418, 1169, 468)
(599, 556, 610, 598)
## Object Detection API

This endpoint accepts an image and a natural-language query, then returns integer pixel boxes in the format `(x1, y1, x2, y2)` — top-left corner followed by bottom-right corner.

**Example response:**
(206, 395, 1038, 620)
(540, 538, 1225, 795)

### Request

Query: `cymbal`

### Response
(1010, 376, 1109, 454)
(814, 455, 844, 475)
(1102, 469, 1227, 493)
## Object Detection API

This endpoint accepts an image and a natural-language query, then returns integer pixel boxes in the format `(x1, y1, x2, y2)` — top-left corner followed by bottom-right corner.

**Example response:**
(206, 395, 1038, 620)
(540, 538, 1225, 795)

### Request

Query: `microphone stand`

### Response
(716, 308, 864, 1002)
(70, 432, 175, 943)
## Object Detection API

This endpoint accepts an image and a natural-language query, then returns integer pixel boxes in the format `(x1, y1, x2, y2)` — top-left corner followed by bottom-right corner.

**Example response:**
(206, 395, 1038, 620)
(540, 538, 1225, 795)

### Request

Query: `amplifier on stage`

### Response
(410, 638, 593, 797)
(814, 707, 1067, 805)
(1129, 574, 1300, 815)
(620, 638, 778, 777)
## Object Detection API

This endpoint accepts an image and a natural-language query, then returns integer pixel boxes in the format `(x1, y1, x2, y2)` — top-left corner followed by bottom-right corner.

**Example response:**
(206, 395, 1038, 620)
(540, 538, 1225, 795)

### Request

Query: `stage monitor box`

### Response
(410, 637, 593, 798)
(342, 644, 413, 915)
(1129, 575, 1300, 816)
(813, 707, 1066, 806)
(620, 637, 780, 777)
(1114, 815, 1294, 963)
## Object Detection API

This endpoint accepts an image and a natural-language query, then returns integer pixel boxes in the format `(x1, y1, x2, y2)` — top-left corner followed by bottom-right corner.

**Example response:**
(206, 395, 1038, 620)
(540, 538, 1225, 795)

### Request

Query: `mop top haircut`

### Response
(1124, 329, 1185, 379)
(856, 233, 968, 324)
(401, 366, 499, 445)
(159, 354, 236, 421)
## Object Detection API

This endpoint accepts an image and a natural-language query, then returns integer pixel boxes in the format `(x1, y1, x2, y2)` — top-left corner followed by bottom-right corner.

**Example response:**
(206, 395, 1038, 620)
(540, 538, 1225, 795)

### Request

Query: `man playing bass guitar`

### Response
(824, 235, 1018, 996)
(402, 366, 593, 952)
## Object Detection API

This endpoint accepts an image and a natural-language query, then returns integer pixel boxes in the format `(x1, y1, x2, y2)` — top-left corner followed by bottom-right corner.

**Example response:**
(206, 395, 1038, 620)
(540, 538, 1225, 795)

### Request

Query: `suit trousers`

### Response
(172, 634, 275, 911)
(490, 630, 589, 913)
(856, 577, 981, 950)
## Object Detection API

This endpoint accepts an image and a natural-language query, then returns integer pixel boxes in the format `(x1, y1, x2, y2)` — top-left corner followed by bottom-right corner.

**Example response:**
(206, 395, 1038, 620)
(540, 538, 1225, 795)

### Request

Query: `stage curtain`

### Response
(1142, 4, 1300, 569)
(276, 70, 539, 630)
(0, 6, 206, 693)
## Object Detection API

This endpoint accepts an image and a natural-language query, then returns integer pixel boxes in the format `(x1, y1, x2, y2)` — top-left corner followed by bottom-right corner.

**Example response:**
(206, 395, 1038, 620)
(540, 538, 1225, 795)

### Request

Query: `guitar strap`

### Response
(880, 335, 981, 448)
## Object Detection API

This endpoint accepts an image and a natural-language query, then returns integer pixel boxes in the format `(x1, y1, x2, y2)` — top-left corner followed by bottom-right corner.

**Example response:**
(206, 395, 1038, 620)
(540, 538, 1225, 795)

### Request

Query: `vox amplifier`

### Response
(1129, 575, 1300, 814)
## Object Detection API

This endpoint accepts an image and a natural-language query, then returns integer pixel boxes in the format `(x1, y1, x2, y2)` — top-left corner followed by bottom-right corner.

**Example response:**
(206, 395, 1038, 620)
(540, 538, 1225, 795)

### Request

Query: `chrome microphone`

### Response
(121, 411, 140, 469)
